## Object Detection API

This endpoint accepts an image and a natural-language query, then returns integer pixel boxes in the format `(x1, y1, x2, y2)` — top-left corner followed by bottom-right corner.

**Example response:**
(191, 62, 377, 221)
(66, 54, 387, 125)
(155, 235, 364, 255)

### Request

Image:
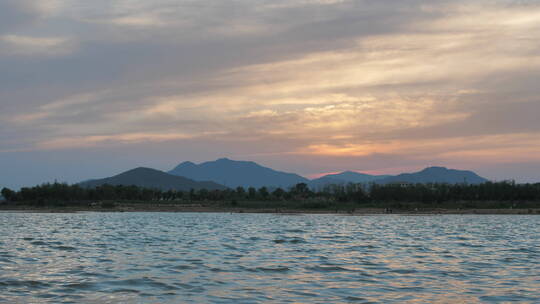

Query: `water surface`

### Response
(0, 213, 538, 303)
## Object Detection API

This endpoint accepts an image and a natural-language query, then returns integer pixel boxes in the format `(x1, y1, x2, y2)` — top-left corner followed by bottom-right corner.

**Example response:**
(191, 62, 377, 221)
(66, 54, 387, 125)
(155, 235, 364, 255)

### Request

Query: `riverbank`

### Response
(1, 203, 539, 214)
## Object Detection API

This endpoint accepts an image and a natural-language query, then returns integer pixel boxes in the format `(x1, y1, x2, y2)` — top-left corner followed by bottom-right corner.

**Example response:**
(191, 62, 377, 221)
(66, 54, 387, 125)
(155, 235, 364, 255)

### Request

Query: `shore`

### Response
(1, 203, 539, 215)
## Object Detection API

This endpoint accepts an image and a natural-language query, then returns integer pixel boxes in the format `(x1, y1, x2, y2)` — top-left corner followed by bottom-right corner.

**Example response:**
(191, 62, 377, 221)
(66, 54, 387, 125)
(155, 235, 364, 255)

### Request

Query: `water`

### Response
(0, 213, 538, 303)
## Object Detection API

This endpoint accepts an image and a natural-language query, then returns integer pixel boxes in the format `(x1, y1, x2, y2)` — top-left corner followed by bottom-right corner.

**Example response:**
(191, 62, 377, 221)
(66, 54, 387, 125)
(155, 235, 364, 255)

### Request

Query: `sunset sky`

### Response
(1, 0, 540, 189)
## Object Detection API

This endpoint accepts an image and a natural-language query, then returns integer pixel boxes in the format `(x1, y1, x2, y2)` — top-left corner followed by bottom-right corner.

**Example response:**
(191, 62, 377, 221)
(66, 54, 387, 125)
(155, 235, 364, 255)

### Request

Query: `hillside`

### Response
(169, 158, 309, 188)
(309, 171, 391, 189)
(80, 167, 227, 191)
(376, 166, 488, 184)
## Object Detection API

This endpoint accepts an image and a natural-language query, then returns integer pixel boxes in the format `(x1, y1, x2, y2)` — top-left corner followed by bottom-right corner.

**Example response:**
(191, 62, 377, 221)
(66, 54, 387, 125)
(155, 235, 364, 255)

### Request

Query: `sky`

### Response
(1, 0, 540, 189)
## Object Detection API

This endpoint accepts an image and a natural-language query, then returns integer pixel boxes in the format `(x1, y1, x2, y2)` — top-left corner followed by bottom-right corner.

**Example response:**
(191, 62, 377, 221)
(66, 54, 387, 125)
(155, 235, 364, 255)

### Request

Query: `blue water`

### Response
(0, 213, 538, 303)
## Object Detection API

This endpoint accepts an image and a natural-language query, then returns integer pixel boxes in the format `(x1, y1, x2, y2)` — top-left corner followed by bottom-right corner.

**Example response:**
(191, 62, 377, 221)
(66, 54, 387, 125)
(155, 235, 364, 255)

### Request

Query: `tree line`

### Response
(2, 181, 540, 208)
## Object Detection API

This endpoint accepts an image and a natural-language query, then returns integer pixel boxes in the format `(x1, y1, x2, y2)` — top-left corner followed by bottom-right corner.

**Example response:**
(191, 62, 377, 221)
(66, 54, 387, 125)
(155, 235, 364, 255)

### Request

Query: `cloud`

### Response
(1, 0, 540, 184)
(35, 131, 225, 150)
(0, 35, 76, 56)
(0, 1, 40, 33)
(0, 0, 64, 33)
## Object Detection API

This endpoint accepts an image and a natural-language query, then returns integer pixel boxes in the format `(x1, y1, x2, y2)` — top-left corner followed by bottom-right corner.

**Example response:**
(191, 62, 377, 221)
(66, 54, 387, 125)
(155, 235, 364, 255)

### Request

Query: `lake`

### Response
(0, 213, 538, 303)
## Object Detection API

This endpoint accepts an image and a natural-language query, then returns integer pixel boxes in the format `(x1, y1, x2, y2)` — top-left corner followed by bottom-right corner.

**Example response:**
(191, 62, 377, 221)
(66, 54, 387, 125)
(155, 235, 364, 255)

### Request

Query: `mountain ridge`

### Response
(169, 158, 309, 188)
(80, 167, 227, 191)
(376, 166, 488, 184)
(79, 160, 490, 191)
(309, 171, 391, 189)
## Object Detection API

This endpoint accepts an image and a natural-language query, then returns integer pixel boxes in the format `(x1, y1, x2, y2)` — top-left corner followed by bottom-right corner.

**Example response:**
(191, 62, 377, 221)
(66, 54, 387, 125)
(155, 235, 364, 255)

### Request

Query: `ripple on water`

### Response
(51, 245, 77, 251)
(107, 277, 179, 291)
(56, 282, 101, 293)
(343, 296, 372, 303)
(0, 279, 52, 289)
(386, 269, 418, 274)
(0, 257, 14, 263)
(30, 241, 48, 246)
(285, 229, 305, 233)
(171, 264, 197, 270)
(0, 213, 538, 303)
(111, 288, 140, 294)
(273, 237, 306, 244)
(222, 244, 237, 250)
(307, 265, 357, 272)
(251, 266, 291, 273)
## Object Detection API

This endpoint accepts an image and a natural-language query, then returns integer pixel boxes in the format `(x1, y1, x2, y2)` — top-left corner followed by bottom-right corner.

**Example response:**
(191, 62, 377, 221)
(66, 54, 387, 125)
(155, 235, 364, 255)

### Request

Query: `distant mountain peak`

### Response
(309, 170, 390, 188)
(422, 166, 448, 172)
(80, 167, 227, 191)
(309, 166, 487, 187)
(81, 161, 489, 192)
(335, 170, 373, 177)
(118, 167, 164, 176)
(377, 166, 487, 184)
(130, 167, 156, 172)
(214, 158, 258, 166)
(169, 158, 308, 188)
(172, 161, 196, 170)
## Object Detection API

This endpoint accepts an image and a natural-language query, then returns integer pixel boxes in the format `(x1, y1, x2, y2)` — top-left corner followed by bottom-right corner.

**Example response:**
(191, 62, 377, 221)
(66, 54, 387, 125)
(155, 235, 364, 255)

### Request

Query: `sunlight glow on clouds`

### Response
(1, 0, 540, 185)
(297, 133, 540, 161)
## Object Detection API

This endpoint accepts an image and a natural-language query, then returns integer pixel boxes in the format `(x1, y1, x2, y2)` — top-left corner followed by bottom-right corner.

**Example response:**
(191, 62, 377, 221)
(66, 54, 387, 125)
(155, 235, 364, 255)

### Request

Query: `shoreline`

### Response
(1, 205, 539, 215)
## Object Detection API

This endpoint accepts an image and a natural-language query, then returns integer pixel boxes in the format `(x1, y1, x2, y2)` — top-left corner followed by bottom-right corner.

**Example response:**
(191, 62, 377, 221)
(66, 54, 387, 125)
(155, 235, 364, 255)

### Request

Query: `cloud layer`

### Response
(1, 0, 540, 187)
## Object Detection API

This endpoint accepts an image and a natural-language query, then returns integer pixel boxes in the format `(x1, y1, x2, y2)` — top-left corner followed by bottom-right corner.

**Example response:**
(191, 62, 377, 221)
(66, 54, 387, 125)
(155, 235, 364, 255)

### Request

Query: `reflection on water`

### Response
(0, 213, 538, 303)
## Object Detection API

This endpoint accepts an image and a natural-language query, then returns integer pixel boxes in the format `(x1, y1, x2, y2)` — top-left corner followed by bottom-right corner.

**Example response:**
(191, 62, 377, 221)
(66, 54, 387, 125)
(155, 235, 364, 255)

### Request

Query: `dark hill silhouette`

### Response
(309, 171, 390, 189)
(322, 171, 390, 183)
(308, 176, 348, 189)
(169, 158, 309, 188)
(78, 163, 489, 192)
(80, 167, 227, 191)
(376, 166, 488, 184)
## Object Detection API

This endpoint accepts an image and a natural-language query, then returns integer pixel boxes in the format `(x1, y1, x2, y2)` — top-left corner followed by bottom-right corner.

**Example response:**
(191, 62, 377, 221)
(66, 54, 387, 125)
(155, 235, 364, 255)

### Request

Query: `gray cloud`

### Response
(1, 0, 540, 188)
(394, 99, 540, 140)
(0, 0, 438, 108)
(0, 1, 42, 33)
(1, 0, 445, 143)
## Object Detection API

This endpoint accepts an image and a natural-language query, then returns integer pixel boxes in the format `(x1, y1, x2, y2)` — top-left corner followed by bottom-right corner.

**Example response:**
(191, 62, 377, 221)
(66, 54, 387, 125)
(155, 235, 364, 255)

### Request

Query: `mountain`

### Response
(309, 171, 390, 189)
(79, 163, 488, 192)
(322, 171, 390, 183)
(376, 166, 488, 184)
(169, 158, 309, 188)
(80, 167, 227, 191)
(308, 176, 348, 190)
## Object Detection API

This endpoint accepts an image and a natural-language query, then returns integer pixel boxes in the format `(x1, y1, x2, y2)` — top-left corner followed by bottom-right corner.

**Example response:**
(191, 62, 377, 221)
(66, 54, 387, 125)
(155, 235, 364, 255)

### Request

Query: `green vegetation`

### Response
(2, 181, 540, 210)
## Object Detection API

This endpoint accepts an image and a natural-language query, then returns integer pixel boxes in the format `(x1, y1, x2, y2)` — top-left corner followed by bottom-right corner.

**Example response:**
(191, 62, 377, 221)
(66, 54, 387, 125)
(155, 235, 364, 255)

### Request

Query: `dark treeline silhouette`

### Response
(2, 181, 540, 209)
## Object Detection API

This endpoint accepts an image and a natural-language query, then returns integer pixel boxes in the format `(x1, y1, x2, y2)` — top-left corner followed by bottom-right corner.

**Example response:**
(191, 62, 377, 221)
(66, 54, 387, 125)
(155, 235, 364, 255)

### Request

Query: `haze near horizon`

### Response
(1, 0, 540, 189)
